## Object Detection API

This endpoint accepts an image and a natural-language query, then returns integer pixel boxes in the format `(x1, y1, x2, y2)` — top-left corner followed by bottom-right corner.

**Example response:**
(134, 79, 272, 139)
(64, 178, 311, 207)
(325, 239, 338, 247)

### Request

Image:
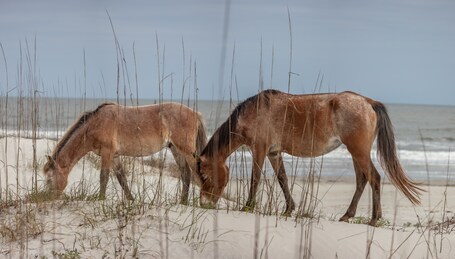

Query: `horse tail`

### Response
(195, 112, 208, 155)
(371, 101, 423, 205)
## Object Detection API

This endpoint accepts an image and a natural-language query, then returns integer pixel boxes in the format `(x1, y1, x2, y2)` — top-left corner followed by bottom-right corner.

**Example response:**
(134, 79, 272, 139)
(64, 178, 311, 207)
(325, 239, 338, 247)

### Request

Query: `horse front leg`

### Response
(242, 148, 266, 212)
(113, 158, 134, 200)
(99, 169, 109, 200)
(98, 149, 114, 200)
(268, 153, 295, 216)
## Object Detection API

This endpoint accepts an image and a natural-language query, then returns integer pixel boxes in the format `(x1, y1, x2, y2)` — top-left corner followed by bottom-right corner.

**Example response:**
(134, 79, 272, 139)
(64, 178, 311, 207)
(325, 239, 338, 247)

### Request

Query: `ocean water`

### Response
(1, 97, 454, 182)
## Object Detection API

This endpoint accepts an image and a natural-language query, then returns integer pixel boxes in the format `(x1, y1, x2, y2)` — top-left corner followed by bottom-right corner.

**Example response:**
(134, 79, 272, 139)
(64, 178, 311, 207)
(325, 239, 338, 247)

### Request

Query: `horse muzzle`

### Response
(200, 194, 216, 209)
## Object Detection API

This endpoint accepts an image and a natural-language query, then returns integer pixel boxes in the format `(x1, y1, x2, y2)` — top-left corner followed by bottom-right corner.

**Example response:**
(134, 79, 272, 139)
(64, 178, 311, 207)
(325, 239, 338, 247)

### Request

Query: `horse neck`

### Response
(205, 131, 243, 163)
(53, 129, 92, 174)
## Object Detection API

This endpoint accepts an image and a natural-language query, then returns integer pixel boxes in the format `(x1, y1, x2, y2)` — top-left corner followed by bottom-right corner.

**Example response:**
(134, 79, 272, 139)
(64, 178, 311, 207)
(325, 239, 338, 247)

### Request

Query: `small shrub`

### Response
(403, 222, 412, 228)
(350, 216, 390, 227)
(51, 249, 81, 259)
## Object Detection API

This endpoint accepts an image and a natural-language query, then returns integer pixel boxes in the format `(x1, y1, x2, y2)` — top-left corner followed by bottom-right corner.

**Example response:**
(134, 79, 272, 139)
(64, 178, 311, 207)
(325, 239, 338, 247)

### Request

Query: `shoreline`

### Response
(1, 135, 452, 183)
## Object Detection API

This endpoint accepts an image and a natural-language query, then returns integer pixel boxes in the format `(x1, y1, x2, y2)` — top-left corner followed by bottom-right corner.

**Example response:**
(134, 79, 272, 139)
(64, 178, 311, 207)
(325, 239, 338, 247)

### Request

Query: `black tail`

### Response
(371, 101, 423, 205)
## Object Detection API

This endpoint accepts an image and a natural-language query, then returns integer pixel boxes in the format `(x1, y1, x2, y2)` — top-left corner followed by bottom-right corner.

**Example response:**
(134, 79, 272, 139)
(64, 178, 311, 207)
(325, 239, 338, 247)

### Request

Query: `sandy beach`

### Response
(1, 137, 454, 258)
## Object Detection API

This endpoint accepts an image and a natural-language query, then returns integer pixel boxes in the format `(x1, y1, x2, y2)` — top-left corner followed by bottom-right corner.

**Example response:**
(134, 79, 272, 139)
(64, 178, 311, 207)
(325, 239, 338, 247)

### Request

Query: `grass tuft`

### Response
(350, 216, 391, 227)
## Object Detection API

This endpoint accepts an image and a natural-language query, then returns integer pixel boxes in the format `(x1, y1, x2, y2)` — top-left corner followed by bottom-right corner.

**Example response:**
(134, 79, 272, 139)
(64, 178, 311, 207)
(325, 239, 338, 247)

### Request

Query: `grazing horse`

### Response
(196, 89, 422, 226)
(43, 102, 207, 203)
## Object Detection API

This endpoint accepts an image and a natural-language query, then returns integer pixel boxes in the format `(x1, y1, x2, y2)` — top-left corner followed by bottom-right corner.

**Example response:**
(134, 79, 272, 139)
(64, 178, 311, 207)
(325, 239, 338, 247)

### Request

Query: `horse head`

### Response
(43, 155, 68, 194)
(196, 154, 229, 208)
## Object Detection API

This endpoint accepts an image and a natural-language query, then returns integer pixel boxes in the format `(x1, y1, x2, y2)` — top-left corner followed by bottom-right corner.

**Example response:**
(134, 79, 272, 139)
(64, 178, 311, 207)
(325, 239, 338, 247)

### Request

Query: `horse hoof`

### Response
(285, 202, 295, 216)
(281, 210, 292, 217)
(369, 219, 378, 227)
(289, 204, 296, 212)
(339, 215, 350, 222)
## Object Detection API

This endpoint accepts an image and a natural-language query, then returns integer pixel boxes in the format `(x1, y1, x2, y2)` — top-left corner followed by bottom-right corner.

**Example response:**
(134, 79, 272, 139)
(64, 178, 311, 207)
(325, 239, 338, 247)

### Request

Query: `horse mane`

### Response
(201, 89, 281, 157)
(51, 102, 115, 159)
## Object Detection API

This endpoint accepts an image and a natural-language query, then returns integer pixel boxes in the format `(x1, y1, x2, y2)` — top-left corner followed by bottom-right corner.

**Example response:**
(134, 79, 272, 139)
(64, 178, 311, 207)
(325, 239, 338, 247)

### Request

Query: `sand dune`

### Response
(1, 137, 454, 258)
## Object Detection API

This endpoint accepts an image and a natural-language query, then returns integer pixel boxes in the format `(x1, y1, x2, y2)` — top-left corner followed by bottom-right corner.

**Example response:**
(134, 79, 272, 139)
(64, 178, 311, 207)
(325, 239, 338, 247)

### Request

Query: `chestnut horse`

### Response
(196, 89, 422, 226)
(44, 102, 207, 203)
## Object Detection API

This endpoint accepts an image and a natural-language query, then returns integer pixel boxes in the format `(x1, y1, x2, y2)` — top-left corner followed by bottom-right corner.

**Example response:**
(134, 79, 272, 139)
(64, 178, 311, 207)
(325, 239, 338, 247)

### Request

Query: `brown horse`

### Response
(43, 102, 207, 203)
(196, 89, 422, 226)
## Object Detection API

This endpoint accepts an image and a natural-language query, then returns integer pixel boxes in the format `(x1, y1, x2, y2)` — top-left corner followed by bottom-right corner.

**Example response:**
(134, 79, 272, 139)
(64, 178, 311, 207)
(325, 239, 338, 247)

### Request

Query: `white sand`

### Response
(1, 137, 454, 258)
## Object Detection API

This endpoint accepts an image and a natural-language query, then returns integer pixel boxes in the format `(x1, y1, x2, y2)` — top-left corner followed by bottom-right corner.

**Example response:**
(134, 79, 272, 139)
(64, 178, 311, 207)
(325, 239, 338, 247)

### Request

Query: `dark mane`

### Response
(52, 102, 115, 159)
(201, 89, 281, 157)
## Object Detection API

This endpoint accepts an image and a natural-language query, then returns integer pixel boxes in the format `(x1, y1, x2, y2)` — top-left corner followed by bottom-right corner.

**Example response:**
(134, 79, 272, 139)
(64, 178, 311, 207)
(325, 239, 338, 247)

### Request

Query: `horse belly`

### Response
(320, 137, 342, 155)
(117, 137, 165, 157)
(285, 136, 342, 158)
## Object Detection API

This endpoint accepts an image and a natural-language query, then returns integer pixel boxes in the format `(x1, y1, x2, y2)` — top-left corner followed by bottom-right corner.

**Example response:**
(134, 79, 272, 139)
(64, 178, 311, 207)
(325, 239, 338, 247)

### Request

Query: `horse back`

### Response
(241, 91, 377, 157)
(86, 103, 190, 156)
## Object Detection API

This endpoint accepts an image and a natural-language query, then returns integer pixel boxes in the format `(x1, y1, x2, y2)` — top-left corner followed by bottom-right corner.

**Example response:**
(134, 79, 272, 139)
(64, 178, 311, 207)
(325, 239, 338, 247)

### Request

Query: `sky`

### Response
(0, 0, 454, 105)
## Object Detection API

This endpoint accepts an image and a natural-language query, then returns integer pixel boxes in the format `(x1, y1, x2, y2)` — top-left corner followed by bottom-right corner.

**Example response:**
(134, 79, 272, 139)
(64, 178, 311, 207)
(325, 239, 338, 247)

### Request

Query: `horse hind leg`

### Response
(342, 153, 382, 226)
(368, 161, 382, 226)
(113, 158, 134, 200)
(352, 158, 382, 226)
(170, 146, 191, 205)
(339, 159, 367, 222)
(267, 153, 295, 215)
